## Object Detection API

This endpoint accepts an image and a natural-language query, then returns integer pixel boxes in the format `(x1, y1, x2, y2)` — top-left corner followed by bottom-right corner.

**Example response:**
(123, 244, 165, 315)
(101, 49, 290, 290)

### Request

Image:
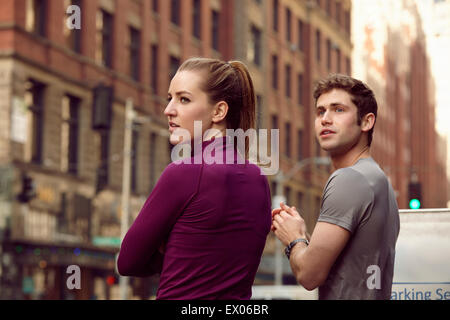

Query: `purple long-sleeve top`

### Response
(117, 135, 271, 299)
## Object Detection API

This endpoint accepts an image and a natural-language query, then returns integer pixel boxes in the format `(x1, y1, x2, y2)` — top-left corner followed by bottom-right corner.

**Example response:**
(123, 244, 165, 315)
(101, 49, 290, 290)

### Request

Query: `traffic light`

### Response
(106, 275, 118, 286)
(17, 174, 36, 203)
(408, 182, 422, 209)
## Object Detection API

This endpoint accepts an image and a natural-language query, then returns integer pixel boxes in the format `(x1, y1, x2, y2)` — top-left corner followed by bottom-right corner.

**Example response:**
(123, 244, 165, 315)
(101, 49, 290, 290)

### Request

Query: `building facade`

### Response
(352, 0, 448, 210)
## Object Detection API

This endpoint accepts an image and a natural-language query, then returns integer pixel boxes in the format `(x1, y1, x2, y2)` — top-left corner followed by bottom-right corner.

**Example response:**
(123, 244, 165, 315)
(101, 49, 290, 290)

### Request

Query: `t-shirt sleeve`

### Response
(317, 168, 374, 234)
(117, 162, 201, 277)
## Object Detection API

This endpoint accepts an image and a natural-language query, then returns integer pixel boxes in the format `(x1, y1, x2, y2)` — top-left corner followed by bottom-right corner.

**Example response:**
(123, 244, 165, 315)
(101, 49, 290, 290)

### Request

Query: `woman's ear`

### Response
(361, 112, 375, 133)
(212, 101, 229, 123)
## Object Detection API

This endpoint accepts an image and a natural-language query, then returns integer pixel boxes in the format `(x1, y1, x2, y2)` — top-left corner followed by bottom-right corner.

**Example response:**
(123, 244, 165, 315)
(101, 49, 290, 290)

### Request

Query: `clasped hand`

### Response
(271, 202, 309, 247)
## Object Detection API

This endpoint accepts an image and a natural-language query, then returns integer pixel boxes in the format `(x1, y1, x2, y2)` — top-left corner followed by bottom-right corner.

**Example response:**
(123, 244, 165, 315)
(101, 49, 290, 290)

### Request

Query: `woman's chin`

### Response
(169, 134, 187, 145)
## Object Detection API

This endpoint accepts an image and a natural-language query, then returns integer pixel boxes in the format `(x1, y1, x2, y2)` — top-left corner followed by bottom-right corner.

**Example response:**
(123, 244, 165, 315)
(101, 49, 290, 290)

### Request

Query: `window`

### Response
(297, 191, 303, 210)
(96, 10, 113, 68)
(98, 130, 110, 189)
(64, 0, 82, 53)
(273, 0, 279, 32)
(285, 64, 291, 98)
(149, 133, 157, 190)
(345, 9, 351, 34)
(316, 30, 321, 62)
(151, 45, 158, 94)
(298, 19, 304, 51)
(285, 122, 291, 157)
(297, 73, 303, 105)
(152, 0, 158, 13)
(25, 80, 45, 164)
(256, 95, 263, 130)
(61, 95, 80, 175)
(297, 129, 303, 161)
(336, 48, 341, 73)
(286, 8, 291, 43)
(26, 0, 47, 36)
(346, 57, 351, 75)
(336, 2, 342, 26)
(249, 25, 262, 66)
(272, 55, 278, 89)
(129, 27, 141, 81)
(271, 115, 279, 130)
(284, 186, 291, 205)
(326, 0, 332, 16)
(327, 39, 332, 70)
(315, 140, 321, 158)
(169, 56, 180, 86)
(271, 181, 277, 197)
(171, 0, 180, 26)
(212, 10, 220, 51)
(193, 0, 201, 39)
(131, 125, 139, 193)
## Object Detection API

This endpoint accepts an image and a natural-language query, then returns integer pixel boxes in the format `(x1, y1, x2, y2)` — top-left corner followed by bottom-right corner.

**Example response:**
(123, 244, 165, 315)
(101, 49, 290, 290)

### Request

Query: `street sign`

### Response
(92, 236, 121, 247)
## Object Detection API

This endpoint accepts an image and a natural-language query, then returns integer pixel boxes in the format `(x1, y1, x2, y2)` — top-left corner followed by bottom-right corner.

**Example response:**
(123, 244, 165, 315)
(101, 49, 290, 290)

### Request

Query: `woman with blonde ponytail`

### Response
(118, 57, 271, 300)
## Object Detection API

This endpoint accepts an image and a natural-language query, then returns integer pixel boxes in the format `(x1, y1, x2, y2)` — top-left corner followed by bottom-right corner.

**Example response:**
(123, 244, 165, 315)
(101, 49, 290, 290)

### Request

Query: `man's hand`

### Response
(272, 202, 308, 246)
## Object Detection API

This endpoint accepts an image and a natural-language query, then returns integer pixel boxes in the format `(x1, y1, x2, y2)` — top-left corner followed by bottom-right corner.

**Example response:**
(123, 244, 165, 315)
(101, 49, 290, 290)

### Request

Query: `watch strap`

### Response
(284, 238, 309, 260)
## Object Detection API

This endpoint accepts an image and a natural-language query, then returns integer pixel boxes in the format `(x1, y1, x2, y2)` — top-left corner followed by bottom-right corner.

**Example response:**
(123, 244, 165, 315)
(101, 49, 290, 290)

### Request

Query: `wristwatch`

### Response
(285, 238, 309, 260)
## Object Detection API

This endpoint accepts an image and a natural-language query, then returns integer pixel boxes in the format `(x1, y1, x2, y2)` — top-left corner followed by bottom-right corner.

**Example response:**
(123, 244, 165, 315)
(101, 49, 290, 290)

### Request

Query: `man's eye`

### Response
(336, 108, 344, 112)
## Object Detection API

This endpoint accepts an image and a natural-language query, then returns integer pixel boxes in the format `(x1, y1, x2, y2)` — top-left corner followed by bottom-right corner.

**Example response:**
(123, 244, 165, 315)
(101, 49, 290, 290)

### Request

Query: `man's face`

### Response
(314, 89, 363, 156)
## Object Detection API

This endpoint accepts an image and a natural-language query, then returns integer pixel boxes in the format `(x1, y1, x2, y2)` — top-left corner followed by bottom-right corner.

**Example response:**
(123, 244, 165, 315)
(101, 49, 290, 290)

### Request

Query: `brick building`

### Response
(0, 0, 355, 298)
(352, 0, 448, 210)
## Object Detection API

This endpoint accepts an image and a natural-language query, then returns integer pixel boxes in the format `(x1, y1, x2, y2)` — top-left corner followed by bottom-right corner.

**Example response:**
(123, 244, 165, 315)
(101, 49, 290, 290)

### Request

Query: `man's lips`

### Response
(320, 129, 336, 137)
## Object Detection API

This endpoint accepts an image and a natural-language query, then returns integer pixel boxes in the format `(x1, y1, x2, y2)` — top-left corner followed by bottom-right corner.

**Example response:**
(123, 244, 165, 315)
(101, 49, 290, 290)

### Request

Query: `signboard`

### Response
(93, 236, 121, 247)
(392, 210, 450, 300)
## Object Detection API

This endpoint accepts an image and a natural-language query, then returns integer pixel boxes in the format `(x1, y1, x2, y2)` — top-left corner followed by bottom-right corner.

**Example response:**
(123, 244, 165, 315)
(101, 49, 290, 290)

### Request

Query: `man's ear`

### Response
(361, 113, 375, 133)
(212, 101, 229, 123)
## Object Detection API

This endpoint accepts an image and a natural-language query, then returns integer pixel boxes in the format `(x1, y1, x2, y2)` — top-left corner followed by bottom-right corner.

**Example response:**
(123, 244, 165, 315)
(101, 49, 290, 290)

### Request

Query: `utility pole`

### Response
(272, 157, 331, 286)
(119, 98, 134, 300)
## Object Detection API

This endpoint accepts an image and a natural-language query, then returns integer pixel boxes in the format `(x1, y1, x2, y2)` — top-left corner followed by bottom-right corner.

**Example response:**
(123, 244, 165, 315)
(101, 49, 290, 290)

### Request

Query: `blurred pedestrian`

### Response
(117, 57, 271, 299)
(272, 74, 400, 299)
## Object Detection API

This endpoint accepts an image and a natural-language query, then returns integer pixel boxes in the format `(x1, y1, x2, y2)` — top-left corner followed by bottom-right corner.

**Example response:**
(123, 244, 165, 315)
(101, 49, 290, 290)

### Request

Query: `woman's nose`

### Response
(164, 101, 176, 116)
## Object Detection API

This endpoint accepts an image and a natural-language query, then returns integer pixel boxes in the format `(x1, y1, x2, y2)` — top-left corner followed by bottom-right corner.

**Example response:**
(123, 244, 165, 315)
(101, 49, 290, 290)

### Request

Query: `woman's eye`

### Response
(180, 97, 190, 103)
(336, 108, 344, 112)
(167, 96, 172, 102)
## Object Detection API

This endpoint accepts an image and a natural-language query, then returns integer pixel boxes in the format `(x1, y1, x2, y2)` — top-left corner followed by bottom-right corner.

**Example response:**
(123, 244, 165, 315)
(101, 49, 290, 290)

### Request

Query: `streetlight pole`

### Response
(272, 157, 330, 286)
(119, 98, 134, 300)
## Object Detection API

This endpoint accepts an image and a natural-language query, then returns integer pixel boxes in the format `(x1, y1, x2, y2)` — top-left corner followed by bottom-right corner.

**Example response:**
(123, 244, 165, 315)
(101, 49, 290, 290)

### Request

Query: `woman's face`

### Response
(164, 70, 215, 145)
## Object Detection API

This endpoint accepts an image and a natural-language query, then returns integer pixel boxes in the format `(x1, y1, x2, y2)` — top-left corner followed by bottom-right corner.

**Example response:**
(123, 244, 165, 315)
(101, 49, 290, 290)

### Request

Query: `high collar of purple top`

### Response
(189, 135, 241, 163)
(190, 135, 228, 153)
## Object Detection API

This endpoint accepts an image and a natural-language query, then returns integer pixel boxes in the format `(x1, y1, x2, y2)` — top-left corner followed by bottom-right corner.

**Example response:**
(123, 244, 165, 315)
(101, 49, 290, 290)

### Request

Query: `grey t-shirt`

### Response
(317, 157, 400, 300)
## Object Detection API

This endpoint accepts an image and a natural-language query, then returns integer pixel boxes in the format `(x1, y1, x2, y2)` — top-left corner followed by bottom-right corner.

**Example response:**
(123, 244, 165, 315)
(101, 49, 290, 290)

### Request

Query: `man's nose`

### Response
(321, 110, 332, 125)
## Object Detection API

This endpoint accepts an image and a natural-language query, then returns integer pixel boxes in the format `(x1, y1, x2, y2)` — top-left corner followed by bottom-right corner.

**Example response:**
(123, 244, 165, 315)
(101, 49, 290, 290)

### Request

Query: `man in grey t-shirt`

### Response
(272, 74, 400, 299)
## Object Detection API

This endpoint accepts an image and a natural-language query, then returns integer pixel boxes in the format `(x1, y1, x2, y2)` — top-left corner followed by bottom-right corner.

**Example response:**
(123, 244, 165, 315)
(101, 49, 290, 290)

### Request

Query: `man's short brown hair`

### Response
(313, 74, 378, 146)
